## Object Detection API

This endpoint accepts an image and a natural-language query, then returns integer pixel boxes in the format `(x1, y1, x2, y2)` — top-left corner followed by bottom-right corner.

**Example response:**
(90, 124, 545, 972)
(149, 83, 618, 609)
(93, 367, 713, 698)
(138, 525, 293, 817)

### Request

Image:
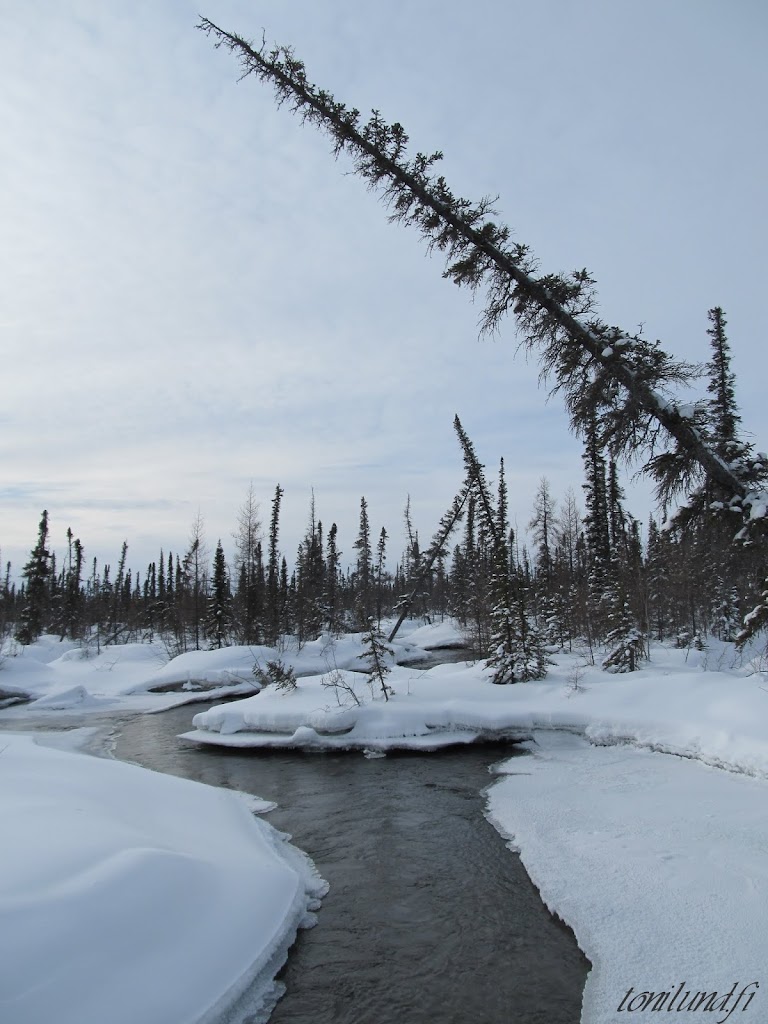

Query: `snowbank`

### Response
(184, 645, 768, 777)
(0, 639, 173, 711)
(0, 732, 327, 1024)
(400, 619, 466, 649)
(183, 662, 511, 750)
(0, 625, 439, 713)
(27, 683, 112, 710)
(486, 732, 768, 1024)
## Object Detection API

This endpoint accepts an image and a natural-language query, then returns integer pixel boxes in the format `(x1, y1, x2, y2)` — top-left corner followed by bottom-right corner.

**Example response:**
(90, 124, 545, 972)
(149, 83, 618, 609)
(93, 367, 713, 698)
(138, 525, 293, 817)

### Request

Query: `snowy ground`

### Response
(0, 729, 327, 1024)
(0, 621, 451, 715)
(486, 732, 766, 1024)
(2, 623, 768, 1024)
(183, 638, 768, 776)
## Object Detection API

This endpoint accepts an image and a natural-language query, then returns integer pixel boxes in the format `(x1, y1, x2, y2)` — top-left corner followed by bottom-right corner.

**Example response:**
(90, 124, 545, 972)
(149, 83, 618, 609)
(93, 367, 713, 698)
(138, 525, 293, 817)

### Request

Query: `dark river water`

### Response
(107, 703, 590, 1024)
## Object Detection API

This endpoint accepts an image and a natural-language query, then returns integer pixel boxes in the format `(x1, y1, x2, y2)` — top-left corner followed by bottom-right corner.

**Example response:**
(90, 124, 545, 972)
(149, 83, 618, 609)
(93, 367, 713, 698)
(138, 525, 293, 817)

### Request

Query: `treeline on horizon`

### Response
(0, 444, 761, 672)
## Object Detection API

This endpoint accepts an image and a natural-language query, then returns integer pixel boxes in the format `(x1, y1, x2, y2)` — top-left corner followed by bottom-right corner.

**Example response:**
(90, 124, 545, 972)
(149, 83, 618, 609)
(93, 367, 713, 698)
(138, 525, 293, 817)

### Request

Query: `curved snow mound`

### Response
(29, 684, 109, 710)
(184, 663, 531, 752)
(400, 620, 467, 649)
(0, 733, 327, 1024)
(138, 645, 267, 693)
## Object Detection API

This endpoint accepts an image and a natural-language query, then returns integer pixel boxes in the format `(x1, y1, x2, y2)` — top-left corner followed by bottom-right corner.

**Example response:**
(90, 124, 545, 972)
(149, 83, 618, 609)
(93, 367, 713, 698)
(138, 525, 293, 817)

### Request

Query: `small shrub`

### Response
(253, 658, 297, 691)
(321, 668, 362, 707)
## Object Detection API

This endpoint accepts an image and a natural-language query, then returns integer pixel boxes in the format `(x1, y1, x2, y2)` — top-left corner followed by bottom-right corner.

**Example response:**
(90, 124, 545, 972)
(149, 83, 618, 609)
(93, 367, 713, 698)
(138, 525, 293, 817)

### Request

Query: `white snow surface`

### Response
(184, 643, 768, 777)
(0, 731, 327, 1024)
(486, 733, 767, 1023)
(402, 619, 465, 649)
(0, 621, 446, 713)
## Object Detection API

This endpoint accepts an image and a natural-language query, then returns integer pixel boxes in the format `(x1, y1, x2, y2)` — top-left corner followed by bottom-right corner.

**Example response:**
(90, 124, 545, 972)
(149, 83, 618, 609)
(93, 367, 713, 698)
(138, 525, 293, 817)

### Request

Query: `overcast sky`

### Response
(2, 0, 766, 577)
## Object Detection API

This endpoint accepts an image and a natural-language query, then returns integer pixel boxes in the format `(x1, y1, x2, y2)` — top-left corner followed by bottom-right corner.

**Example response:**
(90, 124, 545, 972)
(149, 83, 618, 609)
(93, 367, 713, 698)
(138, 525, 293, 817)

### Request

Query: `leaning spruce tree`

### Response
(199, 19, 768, 644)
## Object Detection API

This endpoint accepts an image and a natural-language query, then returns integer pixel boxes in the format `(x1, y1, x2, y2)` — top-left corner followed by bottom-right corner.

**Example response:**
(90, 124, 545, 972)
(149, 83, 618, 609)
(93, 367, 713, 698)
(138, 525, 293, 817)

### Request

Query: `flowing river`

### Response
(108, 702, 589, 1024)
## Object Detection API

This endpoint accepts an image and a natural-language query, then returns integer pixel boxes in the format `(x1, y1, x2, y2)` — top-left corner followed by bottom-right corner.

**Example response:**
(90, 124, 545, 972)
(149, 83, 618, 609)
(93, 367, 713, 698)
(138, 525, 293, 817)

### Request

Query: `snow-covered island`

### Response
(2, 621, 768, 1023)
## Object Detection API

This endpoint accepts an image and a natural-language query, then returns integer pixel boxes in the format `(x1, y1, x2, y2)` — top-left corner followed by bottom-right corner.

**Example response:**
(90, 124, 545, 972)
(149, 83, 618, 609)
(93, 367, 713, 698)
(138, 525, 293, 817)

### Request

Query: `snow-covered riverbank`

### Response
(487, 732, 766, 1024)
(185, 639, 768, 778)
(2, 624, 767, 1024)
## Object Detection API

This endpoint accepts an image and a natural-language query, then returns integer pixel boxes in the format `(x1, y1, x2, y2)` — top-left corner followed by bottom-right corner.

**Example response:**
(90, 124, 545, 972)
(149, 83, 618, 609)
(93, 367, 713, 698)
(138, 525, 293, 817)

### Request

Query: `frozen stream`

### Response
(111, 702, 589, 1024)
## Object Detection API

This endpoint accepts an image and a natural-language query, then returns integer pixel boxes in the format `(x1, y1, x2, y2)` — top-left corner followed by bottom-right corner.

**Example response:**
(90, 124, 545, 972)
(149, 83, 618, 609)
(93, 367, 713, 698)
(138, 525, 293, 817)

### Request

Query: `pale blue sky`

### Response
(2, 0, 766, 575)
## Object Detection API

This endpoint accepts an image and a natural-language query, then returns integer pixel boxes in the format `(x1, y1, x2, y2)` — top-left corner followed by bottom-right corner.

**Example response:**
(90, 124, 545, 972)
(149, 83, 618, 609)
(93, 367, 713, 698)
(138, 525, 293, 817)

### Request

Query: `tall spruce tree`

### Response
(295, 494, 325, 643)
(16, 510, 52, 645)
(233, 483, 263, 643)
(374, 527, 389, 628)
(265, 485, 284, 644)
(108, 541, 129, 643)
(528, 476, 560, 642)
(324, 522, 343, 634)
(581, 415, 611, 646)
(182, 514, 208, 652)
(61, 530, 85, 641)
(206, 540, 232, 649)
(706, 307, 742, 462)
(352, 497, 373, 625)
